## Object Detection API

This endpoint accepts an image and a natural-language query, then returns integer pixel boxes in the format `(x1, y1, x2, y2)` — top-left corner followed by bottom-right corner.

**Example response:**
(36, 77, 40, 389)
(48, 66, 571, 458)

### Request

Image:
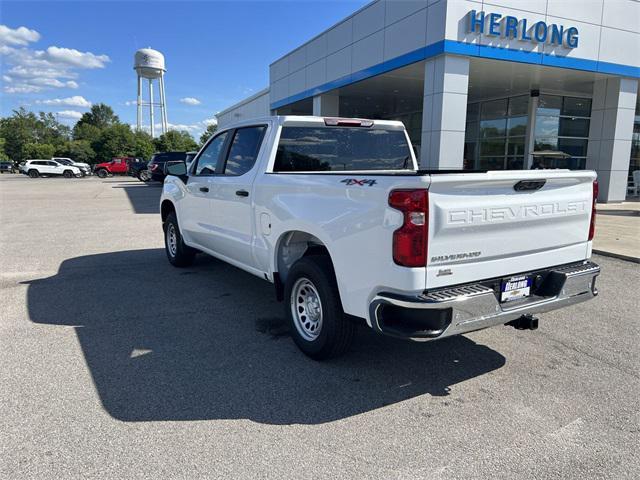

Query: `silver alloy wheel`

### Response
(166, 223, 178, 257)
(290, 277, 323, 341)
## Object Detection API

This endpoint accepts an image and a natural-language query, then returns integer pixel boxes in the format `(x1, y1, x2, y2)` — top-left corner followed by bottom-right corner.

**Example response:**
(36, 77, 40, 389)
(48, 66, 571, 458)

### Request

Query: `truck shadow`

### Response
(23, 249, 505, 424)
(111, 181, 162, 214)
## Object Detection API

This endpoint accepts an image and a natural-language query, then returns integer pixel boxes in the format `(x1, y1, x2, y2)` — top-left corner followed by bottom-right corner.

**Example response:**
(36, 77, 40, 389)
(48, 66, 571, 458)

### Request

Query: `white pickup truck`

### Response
(160, 116, 600, 360)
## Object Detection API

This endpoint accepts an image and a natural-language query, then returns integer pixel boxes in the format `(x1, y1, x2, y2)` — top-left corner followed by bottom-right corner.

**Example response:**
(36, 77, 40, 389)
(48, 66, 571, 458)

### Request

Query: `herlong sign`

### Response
(468, 10, 579, 49)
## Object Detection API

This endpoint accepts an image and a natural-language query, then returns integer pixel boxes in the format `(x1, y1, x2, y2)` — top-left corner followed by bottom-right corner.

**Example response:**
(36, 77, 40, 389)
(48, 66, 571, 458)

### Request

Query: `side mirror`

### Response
(166, 161, 187, 177)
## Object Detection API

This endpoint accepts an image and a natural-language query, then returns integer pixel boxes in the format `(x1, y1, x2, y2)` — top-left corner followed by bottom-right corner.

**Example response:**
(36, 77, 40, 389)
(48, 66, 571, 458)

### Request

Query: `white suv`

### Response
(22, 159, 81, 178)
(52, 157, 91, 176)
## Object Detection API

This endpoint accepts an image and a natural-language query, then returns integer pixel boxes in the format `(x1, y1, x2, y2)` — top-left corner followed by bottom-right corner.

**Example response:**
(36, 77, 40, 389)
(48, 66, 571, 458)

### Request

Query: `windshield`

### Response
(274, 126, 412, 172)
(57, 159, 71, 165)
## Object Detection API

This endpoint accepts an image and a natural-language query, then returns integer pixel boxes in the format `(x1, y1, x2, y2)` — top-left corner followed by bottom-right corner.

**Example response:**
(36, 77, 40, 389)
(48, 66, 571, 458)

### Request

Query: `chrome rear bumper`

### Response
(370, 261, 600, 341)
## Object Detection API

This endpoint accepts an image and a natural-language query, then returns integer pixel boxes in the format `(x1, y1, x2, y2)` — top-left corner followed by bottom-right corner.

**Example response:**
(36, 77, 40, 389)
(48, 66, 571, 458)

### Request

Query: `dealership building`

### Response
(217, 0, 640, 202)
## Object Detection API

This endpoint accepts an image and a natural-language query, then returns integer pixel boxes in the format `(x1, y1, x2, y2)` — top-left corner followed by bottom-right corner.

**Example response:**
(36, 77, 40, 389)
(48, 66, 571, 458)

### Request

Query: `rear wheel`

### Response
(28, 169, 39, 178)
(63, 170, 73, 178)
(96, 169, 108, 178)
(138, 170, 151, 182)
(284, 255, 355, 360)
(164, 212, 196, 267)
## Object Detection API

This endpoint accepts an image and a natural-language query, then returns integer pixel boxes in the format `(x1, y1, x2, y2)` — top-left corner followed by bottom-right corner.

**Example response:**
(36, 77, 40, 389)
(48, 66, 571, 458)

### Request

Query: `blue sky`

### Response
(1, 0, 367, 136)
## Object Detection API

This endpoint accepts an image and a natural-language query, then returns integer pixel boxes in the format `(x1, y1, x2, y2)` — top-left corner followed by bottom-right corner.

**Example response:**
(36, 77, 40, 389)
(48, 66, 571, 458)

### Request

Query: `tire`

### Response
(138, 170, 151, 182)
(284, 255, 355, 360)
(63, 170, 73, 178)
(96, 169, 108, 178)
(163, 212, 196, 267)
(28, 169, 39, 178)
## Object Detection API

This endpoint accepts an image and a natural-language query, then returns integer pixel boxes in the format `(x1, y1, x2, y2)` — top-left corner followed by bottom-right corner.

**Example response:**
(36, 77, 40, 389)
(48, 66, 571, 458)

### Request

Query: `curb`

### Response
(593, 249, 640, 264)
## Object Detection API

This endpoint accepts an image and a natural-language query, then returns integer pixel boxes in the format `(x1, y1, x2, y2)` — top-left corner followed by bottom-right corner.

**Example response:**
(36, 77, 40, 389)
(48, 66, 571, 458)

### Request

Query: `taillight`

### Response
(588, 179, 598, 241)
(389, 189, 428, 267)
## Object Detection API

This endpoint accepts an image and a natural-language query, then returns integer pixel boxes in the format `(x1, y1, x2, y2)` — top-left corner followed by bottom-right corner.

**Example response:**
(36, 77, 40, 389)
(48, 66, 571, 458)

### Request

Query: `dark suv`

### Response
(148, 152, 197, 182)
(0, 161, 15, 173)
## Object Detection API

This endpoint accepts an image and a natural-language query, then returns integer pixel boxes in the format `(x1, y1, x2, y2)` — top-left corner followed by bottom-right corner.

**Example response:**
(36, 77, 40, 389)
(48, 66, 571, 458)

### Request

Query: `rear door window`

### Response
(274, 126, 412, 172)
(223, 126, 266, 176)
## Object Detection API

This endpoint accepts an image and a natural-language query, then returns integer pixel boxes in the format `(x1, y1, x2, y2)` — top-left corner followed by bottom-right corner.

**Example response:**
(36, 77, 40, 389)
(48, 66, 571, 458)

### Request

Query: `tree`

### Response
(24, 143, 56, 160)
(75, 103, 119, 131)
(37, 112, 71, 148)
(199, 123, 217, 146)
(92, 124, 135, 162)
(131, 130, 155, 160)
(56, 140, 95, 164)
(154, 130, 198, 152)
(72, 122, 102, 144)
(0, 138, 9, 161)
(0, 108, 40, 161)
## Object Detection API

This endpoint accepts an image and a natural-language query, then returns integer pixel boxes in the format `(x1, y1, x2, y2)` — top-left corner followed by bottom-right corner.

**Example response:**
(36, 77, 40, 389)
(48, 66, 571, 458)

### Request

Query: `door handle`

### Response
(199, 187, 209, 193)
(235, 190, 249, 197)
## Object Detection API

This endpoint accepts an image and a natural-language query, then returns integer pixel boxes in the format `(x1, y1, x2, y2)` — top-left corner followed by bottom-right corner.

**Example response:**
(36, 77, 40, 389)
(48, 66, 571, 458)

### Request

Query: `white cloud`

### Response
(124, 100, 137, 106)
(43, 46, 109, 69)
(0, 31, 110, 94)
(180, 97, 201, 106)
(202, 117, 217, 126)
(4, 84, 40, 94)
(37, 95, 91, 108)
(57, 110, 83, 120)
(0, 25, 40, 46)
(27, 77, 78, 89)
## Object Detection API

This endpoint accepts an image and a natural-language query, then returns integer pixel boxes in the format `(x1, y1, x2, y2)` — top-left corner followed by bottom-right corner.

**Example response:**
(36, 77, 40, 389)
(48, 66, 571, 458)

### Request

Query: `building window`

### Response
(533, 95, 591, 169)
(465, 95, 528, 170)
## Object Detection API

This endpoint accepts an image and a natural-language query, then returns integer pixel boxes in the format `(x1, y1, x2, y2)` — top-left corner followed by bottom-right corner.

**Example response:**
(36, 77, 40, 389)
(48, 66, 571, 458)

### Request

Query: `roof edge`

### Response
(217, 87, 270, 117)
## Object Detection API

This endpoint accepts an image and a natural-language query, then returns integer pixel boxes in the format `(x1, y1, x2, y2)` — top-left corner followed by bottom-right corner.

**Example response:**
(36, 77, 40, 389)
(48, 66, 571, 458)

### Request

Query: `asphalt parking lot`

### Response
(1, 174, 638, 479)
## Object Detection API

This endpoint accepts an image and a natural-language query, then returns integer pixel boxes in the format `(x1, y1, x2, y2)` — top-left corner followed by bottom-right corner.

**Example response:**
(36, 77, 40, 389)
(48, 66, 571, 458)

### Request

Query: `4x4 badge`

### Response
(341, 179, 377, 187)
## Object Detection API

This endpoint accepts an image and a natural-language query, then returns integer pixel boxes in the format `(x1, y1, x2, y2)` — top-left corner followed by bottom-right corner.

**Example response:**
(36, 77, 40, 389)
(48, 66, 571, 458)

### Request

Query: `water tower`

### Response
(134, 48, 168, 137)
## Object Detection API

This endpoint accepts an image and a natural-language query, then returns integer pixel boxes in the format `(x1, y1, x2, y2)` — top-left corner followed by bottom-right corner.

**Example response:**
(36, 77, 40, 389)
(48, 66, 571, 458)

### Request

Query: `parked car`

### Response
(53, 157, 91, 176)
(160, 116, 600, 360)
(126, 158, 149, 181)
(148, 152, 194, 182)
(0, 161, 16, 173)
(21, 159, 82, 178)
(93, 157, 134, 178)
(129, 158, 151, 182)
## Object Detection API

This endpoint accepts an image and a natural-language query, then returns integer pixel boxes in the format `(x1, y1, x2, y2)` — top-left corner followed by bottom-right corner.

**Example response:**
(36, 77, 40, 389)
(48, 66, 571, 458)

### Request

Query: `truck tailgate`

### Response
(426, 170, 596, 289)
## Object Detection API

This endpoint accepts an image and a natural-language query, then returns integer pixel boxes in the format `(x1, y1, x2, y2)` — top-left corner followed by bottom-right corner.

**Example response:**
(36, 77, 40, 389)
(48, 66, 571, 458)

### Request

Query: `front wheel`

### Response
(63, 170, 73, 178)
(163, 212, 196, 267)
(284, 256, 355, 360)
(28, 169, 39, 178)
(96, 169, 108, 178)
(138, 170, 151, 182)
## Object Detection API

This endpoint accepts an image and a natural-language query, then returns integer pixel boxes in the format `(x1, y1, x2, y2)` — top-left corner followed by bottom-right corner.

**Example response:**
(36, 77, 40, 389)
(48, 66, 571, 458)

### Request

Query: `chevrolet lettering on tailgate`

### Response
(447, 201, 587, 225)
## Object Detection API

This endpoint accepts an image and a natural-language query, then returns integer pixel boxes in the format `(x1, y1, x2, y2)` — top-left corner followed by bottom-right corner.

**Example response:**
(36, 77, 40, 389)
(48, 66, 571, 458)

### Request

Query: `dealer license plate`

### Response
(501, 275, 532, 302)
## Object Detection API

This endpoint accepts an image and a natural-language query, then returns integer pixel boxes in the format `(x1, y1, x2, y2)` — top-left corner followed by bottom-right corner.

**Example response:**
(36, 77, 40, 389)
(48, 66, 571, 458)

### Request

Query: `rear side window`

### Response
(224, 126, 266, 176)
(274, 126, 411, 172)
